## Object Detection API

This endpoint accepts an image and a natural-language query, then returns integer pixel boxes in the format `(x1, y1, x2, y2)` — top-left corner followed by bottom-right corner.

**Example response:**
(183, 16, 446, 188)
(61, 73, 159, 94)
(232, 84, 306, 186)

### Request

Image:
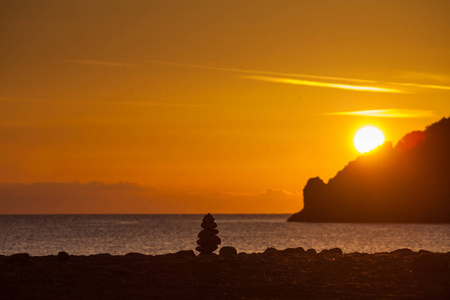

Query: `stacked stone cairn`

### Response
(196, 213, 221, 255)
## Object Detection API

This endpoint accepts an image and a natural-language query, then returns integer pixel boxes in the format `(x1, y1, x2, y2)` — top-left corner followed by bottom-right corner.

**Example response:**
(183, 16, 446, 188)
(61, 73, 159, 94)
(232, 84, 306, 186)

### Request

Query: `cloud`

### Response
(322, 109, 435, 118)
(394, 71, 450, 83)
(242, 76, 403, 93)
(0, 96, 53, 103)
(109, 101, 219, 108)
(67, 59, 450, 93)
(387, 82, 450, 91)
(67, 60, 138, 67)
(0, 95, 217, 109)
(144, 61, 450, 93)
(142, 60, 378, 84)
(143, 61, 404, 93)
(0, 182, 301, 214)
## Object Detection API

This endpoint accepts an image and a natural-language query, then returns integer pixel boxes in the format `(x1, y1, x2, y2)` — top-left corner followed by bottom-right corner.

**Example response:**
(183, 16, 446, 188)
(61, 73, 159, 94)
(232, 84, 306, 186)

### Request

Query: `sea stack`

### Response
(196, 213, 221, 255)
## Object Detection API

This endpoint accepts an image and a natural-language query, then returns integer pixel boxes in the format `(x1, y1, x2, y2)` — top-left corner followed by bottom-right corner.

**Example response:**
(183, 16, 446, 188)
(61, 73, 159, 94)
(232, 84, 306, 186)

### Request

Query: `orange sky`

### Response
(0, 1, 449, 213)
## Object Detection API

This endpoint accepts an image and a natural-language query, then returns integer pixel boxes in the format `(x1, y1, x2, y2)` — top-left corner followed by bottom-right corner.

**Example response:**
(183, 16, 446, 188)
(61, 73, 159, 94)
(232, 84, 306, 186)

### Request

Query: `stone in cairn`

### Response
(196, 213, 221, 255)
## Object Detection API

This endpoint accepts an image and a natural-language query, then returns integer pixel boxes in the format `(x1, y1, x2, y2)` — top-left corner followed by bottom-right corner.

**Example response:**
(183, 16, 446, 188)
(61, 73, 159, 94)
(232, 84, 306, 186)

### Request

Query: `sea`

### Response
(0, 214, 449, 256)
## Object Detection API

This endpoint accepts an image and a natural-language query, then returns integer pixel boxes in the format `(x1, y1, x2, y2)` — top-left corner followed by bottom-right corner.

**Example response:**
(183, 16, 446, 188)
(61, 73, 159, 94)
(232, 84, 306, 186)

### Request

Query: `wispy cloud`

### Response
(0, 96, 54, 103)
(67, 59, 450, 93)
(322, 109, 435, 118)
(0, 182, 300, 214)
(242, 76, 403, 93)
(0, 96, 217, 108)
(144, 61, 405, 93)
(142, 60, 378, 84)
(67, 60, 138, 67)
(387, 82, 450, 91)
(109, 101, 219, 108)
(143, 61, 450, 93)
(394, 71, 450, 83)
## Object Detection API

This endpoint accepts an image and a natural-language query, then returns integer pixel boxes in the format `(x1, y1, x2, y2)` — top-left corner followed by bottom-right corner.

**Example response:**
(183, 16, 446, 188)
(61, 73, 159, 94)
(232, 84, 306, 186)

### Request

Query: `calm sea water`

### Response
(0, 214, 448, 256)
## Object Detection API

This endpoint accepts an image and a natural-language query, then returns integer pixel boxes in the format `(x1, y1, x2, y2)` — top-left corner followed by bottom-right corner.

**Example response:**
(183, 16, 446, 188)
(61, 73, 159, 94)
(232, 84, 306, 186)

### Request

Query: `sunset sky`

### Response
(1, 1, 449, 213)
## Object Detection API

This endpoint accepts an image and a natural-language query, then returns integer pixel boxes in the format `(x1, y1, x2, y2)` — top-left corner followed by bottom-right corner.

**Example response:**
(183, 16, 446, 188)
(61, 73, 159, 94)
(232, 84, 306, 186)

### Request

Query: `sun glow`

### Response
(354, 127, 385, 153)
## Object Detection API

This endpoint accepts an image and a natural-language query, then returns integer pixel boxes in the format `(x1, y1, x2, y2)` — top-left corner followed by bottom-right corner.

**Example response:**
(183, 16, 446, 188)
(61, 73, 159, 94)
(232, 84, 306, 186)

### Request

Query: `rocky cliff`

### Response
(288, 117, 450, 223)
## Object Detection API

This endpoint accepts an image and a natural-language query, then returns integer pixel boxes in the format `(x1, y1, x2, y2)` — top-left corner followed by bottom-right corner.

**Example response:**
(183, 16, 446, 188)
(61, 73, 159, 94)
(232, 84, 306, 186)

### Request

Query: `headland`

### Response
(289, 117, 450, 223)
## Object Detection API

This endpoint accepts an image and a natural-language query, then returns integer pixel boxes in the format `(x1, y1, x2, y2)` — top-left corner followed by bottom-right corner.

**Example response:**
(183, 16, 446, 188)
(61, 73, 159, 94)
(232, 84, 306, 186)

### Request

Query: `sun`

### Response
(354, 126, 385, 153)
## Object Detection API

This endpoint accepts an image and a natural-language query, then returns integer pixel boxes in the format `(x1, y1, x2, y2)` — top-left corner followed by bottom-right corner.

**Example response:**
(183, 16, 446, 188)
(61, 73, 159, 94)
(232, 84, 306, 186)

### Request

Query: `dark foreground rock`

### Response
(57, 251, 70, 262)
(0, 249, 449, 299)
(219, 246, 238, 258)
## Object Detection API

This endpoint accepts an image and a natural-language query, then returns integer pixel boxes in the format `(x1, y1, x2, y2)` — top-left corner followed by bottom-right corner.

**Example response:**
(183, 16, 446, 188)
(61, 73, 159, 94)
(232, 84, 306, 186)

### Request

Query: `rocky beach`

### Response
(1, 247, 449, 299)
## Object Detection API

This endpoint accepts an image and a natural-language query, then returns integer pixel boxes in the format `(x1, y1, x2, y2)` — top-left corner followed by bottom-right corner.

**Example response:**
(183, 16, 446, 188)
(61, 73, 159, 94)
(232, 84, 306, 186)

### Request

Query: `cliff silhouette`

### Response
(288, 117, 450, 223)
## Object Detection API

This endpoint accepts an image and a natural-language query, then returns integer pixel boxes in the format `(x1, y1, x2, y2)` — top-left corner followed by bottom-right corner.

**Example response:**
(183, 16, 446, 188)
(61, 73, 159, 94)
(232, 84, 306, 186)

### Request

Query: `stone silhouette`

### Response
(288, 117, 450, 223)
(219, 246, 237, 257)
(196, 213, 221, 254)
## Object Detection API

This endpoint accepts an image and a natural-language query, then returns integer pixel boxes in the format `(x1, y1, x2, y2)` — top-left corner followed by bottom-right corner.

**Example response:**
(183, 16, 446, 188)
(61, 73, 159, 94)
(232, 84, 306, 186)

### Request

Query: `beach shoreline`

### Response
(1, 247, 449, 299)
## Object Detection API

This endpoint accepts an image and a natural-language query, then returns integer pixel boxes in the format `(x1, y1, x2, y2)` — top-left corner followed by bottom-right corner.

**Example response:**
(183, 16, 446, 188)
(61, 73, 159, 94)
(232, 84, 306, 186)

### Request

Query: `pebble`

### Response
(390, 248, 413, 255)
(175, 250, 196, 258)
(219, 246, 237, 258)
(306, 249, 317, 255)
(57, 251, 70, 262)
(125, 252, 147, 258)
(320, 248, 343, 255)
(6, 253, 30, 263)
(263, 247, 278, 255)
